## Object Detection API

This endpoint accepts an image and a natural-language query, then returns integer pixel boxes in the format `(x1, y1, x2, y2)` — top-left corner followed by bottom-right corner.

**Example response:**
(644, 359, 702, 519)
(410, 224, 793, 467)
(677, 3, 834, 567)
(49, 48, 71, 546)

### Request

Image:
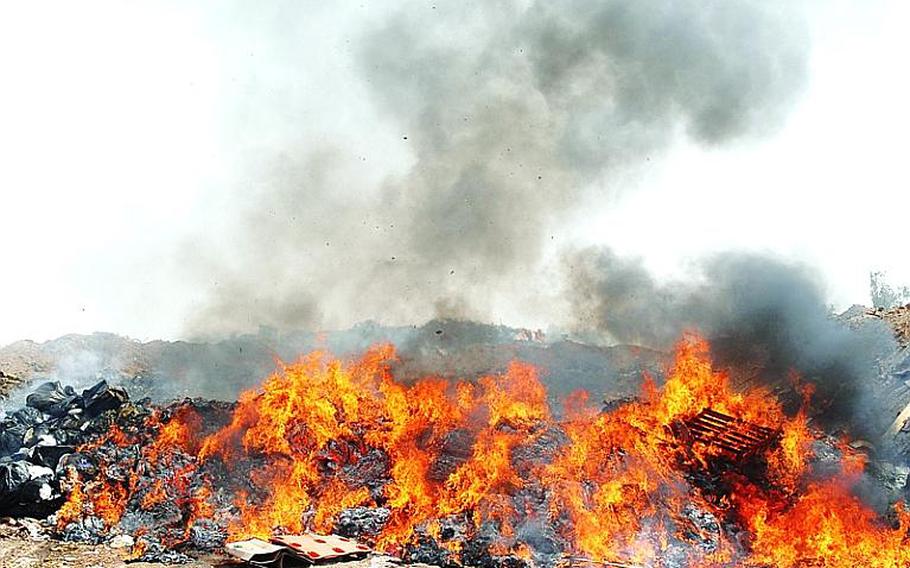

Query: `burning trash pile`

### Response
(1, 334, 909, 567)
(1, 380, 129, 516)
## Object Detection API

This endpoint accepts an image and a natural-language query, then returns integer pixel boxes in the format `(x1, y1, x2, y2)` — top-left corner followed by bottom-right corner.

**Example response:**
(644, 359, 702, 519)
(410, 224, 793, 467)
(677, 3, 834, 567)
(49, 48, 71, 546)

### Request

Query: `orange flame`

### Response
(60, 333, 909, 566)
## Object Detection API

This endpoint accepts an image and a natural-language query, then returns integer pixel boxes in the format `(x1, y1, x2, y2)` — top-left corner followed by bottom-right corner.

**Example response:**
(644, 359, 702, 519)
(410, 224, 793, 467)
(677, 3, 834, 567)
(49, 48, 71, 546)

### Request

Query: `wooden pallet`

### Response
(680, 408, 779, 463)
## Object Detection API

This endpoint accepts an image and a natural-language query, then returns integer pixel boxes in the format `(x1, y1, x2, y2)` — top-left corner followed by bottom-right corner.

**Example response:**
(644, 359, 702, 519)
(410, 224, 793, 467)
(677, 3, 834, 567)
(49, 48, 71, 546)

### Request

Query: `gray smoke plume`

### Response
(565, 248, 898, 433)
(183, 0, 811, 336)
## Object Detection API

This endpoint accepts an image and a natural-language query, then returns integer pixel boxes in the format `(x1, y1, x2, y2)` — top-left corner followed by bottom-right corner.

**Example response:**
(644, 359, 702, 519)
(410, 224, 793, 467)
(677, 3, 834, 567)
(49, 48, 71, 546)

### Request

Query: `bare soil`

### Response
(0, 536, 418, 568)
(0, 536, 232, 568)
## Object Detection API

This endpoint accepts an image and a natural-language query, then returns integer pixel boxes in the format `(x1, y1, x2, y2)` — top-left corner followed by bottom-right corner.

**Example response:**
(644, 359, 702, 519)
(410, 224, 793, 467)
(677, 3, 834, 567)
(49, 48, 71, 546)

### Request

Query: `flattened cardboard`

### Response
(226, 533, 371, 566)
(224, 538, 308, 567)
(270, 533, 371, 562)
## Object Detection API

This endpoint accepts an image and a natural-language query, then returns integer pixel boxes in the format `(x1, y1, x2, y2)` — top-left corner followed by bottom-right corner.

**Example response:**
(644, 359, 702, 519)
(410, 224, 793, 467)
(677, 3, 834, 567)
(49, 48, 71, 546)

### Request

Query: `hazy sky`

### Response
(0, 1, 907, 346)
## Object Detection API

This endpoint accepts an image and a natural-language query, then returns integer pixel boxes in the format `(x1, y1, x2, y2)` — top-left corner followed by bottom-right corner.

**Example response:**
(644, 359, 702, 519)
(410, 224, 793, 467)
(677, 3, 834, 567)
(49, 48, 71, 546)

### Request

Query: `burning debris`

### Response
(675, 409, 780, 467)
(1, 334, 908, 567)
(0, 380, 129, 516)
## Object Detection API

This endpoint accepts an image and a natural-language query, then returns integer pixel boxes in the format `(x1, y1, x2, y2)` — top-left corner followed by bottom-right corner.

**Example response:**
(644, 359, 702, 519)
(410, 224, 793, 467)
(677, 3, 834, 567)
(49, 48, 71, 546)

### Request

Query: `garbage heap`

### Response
(0, 380, 130, 516)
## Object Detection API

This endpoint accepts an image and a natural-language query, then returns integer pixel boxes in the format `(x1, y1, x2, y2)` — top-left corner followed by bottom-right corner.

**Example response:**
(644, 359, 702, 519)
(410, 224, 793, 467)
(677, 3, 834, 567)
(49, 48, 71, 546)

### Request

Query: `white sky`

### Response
(0, 1, 908, 345)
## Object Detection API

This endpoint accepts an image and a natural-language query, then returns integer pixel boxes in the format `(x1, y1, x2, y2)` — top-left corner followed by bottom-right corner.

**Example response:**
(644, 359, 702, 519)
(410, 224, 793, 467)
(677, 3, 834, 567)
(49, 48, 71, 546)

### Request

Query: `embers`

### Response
(674, 408, 780, 466)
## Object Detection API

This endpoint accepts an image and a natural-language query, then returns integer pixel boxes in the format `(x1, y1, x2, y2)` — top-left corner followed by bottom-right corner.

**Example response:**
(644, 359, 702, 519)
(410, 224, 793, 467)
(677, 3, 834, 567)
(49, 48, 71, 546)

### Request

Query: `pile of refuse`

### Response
(0, 378, 553, 567)
(1, 360, 908, 568)
(0, 380, 130, 516)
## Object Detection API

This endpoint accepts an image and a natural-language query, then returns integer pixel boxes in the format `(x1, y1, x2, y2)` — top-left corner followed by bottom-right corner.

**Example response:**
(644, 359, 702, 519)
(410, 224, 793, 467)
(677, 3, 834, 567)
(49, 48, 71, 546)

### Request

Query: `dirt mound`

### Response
(868, 303, 910, 345)
(0, 323, 664, 405)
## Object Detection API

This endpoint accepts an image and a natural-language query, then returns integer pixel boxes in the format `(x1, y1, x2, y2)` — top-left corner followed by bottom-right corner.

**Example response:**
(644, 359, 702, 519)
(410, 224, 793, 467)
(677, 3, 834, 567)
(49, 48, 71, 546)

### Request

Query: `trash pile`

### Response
(0, 336, 909, 568)
(0, 380, 129, 517)
(0, 376, 567, 567)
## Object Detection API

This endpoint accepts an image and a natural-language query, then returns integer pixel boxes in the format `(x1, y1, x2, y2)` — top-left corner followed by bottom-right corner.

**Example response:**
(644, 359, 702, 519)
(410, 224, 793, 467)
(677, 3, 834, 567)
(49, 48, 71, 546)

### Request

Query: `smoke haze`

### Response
(566, 248, 898, 431)
(4, 1, 910, 347)
(181, 0, 811, 336)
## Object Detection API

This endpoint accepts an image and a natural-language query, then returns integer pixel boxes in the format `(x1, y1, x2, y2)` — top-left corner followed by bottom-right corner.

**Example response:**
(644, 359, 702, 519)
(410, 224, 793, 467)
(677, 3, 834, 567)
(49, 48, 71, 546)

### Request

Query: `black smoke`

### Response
(565, 248, 897, 434)
(182, 0, 811, 335)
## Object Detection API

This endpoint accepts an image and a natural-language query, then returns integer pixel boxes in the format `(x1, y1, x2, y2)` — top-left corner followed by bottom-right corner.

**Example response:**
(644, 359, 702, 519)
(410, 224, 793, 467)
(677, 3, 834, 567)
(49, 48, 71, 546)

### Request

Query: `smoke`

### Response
(1, 341, 135, 412)
(565, 248, 898, 433)
(182, 0, 811, 336)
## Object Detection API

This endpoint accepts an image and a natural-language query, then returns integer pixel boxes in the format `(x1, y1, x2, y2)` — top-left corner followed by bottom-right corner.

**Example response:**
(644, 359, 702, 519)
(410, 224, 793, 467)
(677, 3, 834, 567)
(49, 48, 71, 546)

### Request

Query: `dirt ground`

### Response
(0, 536, 418, 568)
(0, 537, 223, 568)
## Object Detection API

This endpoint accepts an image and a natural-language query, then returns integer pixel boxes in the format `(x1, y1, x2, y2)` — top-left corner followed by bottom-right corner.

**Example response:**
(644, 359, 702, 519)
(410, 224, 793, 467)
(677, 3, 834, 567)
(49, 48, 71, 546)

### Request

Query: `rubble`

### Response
(0, 376, 701, 567)
(868, 303, 910, 346)
(335, 507, 391, 539)
(0, 516, 50, 541)
(130, 538, 195, 564)
(0, 369, 23, 400)
(867, 460, 910, 498)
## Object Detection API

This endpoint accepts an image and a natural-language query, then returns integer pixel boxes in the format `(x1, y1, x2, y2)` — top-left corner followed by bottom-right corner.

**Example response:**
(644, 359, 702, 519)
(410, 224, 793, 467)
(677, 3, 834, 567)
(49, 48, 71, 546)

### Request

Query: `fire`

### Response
(90, 472, 129, 528)
(56, 463, 128, 530)
(140, 479, 168, 509)
(145, 407, 201, 462)
(55, 477, 85, 528)
(56, 333, 909, 566)
(741, 481, 910, 567)
(183, 485, 214, 538)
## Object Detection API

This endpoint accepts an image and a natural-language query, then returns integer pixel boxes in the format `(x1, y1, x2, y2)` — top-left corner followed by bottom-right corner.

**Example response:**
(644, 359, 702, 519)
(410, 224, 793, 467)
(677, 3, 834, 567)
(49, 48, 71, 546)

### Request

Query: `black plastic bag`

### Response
(81, 380, 129, 418)
(26, 382, 80, 417)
